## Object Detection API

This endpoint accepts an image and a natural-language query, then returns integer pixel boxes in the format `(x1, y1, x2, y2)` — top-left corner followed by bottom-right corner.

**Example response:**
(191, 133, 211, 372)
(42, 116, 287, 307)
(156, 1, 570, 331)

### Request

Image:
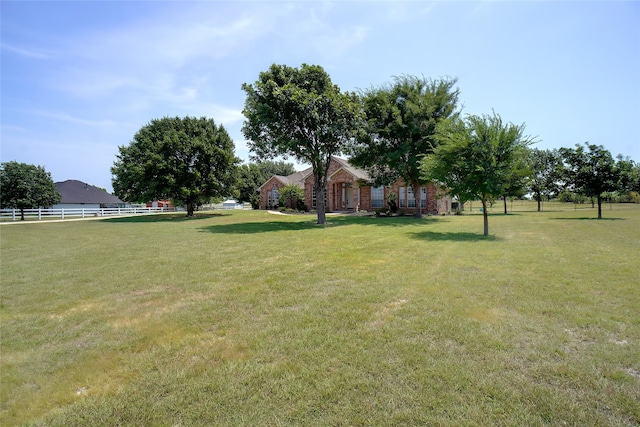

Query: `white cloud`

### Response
(31, 110, 118, 127)
(1, 42, 53, 60)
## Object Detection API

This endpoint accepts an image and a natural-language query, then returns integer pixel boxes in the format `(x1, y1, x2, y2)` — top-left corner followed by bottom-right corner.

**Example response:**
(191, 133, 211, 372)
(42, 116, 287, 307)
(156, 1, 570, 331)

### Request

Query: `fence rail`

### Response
(1, 204, 253, 222)
(0, 207, 172, 221)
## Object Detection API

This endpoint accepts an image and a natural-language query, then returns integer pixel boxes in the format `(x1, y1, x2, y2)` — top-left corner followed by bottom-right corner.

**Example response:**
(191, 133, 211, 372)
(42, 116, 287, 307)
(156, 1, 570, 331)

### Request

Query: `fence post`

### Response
(82, 208, 85, 218)
(13, 209, 16, 221)
(38, 208, 42, 220)
(61, 209, 65, 219)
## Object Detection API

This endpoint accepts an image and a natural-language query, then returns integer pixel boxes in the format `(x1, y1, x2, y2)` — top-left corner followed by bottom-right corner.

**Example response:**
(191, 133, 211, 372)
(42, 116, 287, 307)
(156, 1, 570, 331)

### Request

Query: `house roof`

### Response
(55, 180, 123, 204)
(258, 167, 312, 190)
(329, 157, 370, 181)
(258, 158, 369, 190)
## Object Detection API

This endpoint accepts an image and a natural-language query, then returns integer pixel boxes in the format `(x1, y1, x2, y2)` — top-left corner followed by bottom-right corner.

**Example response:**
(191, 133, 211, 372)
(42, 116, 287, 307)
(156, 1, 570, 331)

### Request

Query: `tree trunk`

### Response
(186, 201, 195, 217)
(315, 176, 327, 225)
(597, 194, 602, 219)
(20, 208, 25, 221)
(482, 195, 489, 236)
(413, 181, 422, 218)
(536, 193, 541, 212)
(503, 196, 508, 215)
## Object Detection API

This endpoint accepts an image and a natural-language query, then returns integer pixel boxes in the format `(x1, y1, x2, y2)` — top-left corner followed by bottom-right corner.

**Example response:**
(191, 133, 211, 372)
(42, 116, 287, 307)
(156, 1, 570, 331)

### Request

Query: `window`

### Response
(267, 186, 279, 208)
(371, 186, 384, 208)
(421, 187, 427, 208)
(312, 186, 317, 208)
(407, 186, 416, 208)
(312, 186, 327, 209)
(399, 187, 406, 208)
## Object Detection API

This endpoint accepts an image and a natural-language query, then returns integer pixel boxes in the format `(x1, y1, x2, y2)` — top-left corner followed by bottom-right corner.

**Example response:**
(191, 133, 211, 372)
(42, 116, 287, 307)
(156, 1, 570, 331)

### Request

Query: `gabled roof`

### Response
(258, 167, 313, 190)
(55, 180, 123, 204)
(258, 158, 369, 190)
(329, 157, 370, 181)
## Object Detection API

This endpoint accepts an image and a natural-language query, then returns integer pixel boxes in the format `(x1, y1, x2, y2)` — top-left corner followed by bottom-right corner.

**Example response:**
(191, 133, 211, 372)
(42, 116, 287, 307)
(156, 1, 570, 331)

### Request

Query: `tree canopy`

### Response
(527, 148, 563, 212)
(559, 143, 620, 219)
(349, 75, 460, 217)
(0, 161, 61, 220)
(422, 112, 534, 236)
(241, 63, 362, 225)
(111, 116, 240, 217)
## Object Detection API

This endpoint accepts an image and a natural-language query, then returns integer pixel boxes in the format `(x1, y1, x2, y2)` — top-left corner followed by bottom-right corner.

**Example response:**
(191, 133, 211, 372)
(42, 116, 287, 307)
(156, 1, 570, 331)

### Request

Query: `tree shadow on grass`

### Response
(200, 214, 441, 234)
(549, 217, 626, 221)
(409, 231, 500, 242)
(200, 220, 321, 234)
(105, 213, 227, 223)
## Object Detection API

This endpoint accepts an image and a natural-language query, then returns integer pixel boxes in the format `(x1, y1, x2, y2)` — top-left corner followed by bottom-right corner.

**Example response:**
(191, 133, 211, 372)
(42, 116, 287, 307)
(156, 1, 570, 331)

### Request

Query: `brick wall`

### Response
(259, 161, 451, 214)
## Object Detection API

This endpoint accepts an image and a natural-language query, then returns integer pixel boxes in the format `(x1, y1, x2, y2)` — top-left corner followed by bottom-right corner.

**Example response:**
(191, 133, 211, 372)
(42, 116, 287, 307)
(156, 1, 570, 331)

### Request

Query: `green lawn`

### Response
(1, 202, 639, 426)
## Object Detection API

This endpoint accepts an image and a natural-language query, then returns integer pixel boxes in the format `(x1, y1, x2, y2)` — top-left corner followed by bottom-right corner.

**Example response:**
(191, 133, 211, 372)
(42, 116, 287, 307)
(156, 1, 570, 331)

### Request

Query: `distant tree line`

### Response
(2, 63, 638, 229)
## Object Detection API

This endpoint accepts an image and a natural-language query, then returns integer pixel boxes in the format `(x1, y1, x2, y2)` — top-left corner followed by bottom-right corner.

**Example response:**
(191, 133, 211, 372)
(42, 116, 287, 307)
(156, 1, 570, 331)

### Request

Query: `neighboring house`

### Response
(258, 157, 452, 214)
(146, 200, 173, 209)
(222, 199, 242, 209)
(53, 180, 125, 210)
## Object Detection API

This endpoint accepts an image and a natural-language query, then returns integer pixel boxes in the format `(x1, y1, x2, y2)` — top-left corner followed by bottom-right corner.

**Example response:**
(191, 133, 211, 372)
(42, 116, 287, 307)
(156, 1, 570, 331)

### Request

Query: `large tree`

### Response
(111, 116, 240, 217)
(242, 63, 361, 225)
(237, 163, 264, 207)
(0, 161, 61, 220)
(256, 160, 296, 179)
(421, 112, 534, 236)
(559, 143, 619, 219)
(349, 75, 460, 217)
(527, 148, 563, 212)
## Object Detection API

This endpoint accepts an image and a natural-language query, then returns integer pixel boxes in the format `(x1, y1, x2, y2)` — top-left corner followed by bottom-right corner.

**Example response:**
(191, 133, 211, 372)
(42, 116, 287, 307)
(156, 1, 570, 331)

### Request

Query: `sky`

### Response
(2, 0, 639, 193)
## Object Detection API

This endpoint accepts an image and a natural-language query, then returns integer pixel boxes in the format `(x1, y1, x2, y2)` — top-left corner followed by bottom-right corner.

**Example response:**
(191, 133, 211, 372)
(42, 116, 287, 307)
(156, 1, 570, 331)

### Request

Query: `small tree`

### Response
(422, 112, 534, 236)
(500, 143, 531, 214)
(278, 184, 304, 209)
(112, 116, 240, 217)
(0, 161, 61, 220)
(559, 143, 619, 219)
(527, 148, 563, 212)
(614, 156, 639, 201)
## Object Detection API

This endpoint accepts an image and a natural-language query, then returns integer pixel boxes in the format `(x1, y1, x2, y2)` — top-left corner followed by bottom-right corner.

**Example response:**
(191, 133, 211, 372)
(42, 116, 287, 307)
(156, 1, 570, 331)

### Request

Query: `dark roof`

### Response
(55, 180, 123, 204)
(258, 158, 369, 190)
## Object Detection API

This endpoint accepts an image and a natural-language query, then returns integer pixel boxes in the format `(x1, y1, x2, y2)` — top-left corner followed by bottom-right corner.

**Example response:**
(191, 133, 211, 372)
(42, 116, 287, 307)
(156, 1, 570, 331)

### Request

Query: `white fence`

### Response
(0, 207, 172, 222)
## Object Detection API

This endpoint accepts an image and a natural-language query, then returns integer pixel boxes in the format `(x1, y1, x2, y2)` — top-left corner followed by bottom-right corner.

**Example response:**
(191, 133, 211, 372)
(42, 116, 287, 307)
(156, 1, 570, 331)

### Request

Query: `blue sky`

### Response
(2, 1, 639, 193)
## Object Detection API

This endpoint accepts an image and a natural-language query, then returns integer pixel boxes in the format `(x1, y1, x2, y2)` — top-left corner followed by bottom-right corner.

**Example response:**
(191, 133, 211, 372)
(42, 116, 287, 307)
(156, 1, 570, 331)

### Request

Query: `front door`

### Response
(345, 187, 354, 209)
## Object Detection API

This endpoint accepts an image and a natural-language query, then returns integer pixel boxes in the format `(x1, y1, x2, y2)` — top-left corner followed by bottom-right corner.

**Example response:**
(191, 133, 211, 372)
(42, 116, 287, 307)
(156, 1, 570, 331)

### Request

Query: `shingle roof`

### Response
(331, 157, 370, 181)
(55, 180, 123, 204)
(258, 158, 369, 190)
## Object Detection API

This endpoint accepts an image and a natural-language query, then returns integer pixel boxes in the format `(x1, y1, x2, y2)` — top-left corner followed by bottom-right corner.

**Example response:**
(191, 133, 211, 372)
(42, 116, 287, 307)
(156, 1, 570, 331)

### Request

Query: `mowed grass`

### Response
(1, 203, 639, 426)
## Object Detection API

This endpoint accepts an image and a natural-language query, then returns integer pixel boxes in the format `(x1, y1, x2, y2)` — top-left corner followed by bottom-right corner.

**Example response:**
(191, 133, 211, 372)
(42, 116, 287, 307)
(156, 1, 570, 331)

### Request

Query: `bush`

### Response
(557, 190, 589, 204)
(249, 195, 260, 210)
(296, 199, 308, 211)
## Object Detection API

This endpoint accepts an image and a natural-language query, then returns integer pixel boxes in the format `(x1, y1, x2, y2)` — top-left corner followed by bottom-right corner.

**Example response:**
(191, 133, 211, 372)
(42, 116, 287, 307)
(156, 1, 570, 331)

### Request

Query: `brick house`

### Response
(257, 157, 452, 214)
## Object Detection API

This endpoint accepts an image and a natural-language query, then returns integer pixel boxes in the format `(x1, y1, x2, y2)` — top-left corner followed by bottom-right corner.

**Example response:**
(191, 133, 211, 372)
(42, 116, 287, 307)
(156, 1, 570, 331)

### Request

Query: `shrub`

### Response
(296, 199, 308, 211)
(387, 191, 398, 213)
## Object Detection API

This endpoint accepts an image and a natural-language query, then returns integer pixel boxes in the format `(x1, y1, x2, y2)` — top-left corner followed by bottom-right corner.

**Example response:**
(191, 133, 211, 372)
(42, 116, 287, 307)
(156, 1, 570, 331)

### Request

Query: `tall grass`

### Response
(1, 203, 639, 426)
